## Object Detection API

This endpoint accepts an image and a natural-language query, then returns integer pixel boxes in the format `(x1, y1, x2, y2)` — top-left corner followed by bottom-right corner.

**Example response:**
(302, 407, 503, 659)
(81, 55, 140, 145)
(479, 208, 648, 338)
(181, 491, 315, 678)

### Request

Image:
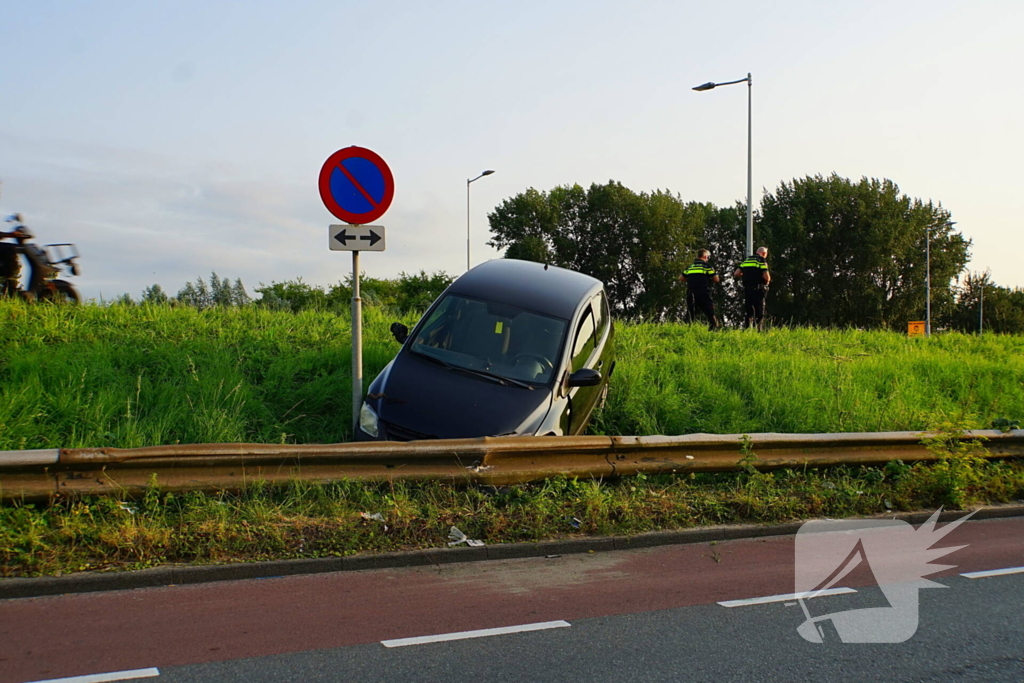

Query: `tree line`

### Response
(487, 173, 1023, 332)
(120, 270, 455, 315)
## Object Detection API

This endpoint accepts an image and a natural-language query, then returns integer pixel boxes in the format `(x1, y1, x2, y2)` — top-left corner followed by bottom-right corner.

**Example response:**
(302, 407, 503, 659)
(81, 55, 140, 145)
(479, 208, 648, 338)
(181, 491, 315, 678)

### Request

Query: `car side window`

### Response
(570, 307, 596, 373)
(413, 296, 457, 349)
(593, 291, 610, 341)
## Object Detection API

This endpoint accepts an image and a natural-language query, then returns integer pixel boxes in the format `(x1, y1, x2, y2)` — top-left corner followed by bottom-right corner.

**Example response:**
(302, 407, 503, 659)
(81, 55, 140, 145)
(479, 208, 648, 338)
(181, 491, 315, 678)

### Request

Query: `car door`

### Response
(565, 302, 602, 435)
(591, 289, 613, 382)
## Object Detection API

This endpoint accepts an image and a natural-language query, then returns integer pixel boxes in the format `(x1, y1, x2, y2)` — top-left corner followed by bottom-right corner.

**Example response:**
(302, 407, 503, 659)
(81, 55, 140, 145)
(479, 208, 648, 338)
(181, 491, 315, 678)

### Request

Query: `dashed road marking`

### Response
(718, 587, 857, 608)
(25, 668, 159, 683)
(961, 566, 1024, 579)
(382, 620, 570, 647)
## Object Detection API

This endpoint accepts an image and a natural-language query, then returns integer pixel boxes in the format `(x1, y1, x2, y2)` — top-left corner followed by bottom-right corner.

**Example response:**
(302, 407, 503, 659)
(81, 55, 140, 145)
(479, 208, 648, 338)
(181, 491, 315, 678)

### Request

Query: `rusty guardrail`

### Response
(1, 430, 1022, 502)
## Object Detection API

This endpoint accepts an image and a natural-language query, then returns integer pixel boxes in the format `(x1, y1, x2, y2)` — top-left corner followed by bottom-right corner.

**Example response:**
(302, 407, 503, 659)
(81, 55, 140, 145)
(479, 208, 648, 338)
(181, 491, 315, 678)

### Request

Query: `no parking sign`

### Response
(318, 146, 394, 224)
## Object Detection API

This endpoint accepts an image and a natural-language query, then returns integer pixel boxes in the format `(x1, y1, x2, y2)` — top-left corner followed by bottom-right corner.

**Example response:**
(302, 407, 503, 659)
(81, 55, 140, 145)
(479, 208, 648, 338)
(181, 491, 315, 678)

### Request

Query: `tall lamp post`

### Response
(979, 281, 984, 335)
(693, 73, 753, 256)
(467, 169, 495, 271)
(925, 227, 932, 336)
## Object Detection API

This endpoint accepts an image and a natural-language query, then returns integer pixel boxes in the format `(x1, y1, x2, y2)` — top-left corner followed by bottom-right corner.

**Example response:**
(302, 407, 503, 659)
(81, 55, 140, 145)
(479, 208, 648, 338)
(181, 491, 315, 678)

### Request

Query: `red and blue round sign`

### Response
(318, 146, 395, 224)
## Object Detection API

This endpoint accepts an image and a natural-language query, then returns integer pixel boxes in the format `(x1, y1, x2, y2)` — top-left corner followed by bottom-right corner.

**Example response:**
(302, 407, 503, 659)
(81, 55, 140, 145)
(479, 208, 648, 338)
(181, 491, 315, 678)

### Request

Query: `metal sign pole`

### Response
(351, 249, 363, 432)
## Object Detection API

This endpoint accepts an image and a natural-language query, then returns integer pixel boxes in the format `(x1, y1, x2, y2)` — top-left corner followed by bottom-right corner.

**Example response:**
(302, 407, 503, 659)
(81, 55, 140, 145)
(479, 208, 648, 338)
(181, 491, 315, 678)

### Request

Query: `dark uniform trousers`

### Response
(691, 289, 718, 330)
(743, 286, 766, 329)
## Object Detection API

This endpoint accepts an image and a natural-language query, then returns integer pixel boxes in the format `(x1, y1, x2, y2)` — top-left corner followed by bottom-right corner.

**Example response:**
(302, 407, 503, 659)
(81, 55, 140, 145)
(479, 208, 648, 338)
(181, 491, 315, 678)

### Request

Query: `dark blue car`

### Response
(356, 259, 615, 440)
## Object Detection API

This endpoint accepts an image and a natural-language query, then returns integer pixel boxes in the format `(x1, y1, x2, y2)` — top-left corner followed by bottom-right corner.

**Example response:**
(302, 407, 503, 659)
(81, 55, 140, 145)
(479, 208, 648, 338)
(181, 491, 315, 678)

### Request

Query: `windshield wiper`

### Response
(412, 350, 534, 390)
(459, 367, 535, 390)
(412, 350, 458, 370)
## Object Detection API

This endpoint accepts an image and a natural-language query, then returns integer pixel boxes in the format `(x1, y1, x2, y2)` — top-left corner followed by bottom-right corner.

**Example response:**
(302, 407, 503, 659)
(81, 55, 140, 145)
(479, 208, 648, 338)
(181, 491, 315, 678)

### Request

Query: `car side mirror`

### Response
(567, 368, 602, 387)
(390, 322, 409, 344)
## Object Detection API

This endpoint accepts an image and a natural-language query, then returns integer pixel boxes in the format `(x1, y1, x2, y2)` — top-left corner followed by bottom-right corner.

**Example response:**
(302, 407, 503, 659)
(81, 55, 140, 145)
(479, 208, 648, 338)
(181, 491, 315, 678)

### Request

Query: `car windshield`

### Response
(409, 294, 567, 386)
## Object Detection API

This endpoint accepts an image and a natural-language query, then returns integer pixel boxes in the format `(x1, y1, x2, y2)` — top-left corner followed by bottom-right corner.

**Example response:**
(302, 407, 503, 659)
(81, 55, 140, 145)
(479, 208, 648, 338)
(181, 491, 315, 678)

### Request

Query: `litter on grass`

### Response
(360, 511, 388, 531)
(448, 526, 485, 547)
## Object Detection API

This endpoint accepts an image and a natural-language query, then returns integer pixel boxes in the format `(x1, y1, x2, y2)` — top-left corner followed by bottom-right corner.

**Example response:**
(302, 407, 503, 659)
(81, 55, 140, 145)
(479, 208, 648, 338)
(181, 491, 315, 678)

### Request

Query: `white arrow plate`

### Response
(329, 224, 386, 252)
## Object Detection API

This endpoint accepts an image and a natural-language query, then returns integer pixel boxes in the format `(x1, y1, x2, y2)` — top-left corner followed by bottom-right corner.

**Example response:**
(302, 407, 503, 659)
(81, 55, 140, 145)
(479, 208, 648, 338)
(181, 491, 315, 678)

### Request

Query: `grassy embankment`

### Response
(1, 300, 1023, 577)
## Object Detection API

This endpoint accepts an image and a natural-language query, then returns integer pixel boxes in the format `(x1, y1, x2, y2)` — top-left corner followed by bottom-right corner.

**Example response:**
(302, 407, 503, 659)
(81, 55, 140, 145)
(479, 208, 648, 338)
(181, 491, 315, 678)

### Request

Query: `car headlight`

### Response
(359, 401, 379, 438)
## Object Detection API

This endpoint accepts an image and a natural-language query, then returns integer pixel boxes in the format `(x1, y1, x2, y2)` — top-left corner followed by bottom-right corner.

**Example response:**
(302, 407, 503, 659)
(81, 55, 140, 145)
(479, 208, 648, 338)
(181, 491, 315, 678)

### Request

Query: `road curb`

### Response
(3, 504, 1022, 600)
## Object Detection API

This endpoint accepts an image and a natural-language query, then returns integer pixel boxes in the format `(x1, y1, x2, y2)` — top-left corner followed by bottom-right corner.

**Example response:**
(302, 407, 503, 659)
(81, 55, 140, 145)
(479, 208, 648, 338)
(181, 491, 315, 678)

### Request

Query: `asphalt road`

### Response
(2, 516, 1022, 683)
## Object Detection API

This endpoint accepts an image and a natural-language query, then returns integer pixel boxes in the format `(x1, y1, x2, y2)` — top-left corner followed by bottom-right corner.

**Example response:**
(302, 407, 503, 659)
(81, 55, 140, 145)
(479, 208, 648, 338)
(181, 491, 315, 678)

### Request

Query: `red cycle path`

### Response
(1, 516, 1021, 683)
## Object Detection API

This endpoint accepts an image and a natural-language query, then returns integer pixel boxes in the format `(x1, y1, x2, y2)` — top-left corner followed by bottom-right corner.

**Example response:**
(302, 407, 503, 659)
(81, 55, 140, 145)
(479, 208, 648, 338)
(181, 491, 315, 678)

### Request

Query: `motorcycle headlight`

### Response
(359, 401, 379, 438)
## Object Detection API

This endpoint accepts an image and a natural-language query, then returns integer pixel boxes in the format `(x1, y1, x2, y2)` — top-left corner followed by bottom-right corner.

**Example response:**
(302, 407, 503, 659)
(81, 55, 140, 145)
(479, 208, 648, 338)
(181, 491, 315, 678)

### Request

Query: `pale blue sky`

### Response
(2, 0, 1022, 300)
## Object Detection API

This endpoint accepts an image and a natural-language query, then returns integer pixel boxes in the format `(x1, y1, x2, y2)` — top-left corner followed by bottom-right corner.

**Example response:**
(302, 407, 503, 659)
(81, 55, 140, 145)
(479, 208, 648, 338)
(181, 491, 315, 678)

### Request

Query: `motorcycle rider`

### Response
(0, 215, 24, 296)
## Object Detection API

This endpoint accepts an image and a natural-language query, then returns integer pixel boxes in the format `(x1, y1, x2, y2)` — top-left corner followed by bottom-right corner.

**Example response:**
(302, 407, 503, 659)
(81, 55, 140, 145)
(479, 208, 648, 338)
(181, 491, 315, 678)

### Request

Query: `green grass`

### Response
(0, 301, 395, 448)
(2, 300, 1023, 450)
(596, 324, 1024, 435)
(2, 300, 1023, 577)
(3, 450, 1021, 577)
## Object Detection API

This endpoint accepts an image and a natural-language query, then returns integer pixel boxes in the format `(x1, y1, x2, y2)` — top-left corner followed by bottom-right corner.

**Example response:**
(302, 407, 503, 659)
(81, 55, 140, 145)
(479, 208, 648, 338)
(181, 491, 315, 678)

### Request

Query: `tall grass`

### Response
(0, 301, 414, 448)
(1, 300, 1023, 450)
(597, 324, 1024, 435)
(3, 301, 1023, 577)
(4, 457, 1023, 577)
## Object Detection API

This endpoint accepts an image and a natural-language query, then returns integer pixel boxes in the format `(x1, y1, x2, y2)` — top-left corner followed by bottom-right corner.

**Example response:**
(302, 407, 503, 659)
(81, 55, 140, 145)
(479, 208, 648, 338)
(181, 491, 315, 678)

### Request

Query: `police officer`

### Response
(679, 249, 720, 330)
(734, 246, 771, 330)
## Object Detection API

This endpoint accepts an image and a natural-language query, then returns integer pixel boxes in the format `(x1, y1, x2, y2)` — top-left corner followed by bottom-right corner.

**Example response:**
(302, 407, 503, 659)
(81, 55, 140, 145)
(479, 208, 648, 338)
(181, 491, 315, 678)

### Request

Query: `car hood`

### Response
(372, 351, 554, 439)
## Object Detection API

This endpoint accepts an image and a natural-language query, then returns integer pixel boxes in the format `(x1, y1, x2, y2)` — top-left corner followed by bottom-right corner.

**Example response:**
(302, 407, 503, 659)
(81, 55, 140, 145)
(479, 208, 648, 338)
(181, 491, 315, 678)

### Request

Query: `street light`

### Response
(693, 73, 753, 256)
(979, 280, 984, 335)
(926, 226, 932, 336)
(467, 169, 495, 271)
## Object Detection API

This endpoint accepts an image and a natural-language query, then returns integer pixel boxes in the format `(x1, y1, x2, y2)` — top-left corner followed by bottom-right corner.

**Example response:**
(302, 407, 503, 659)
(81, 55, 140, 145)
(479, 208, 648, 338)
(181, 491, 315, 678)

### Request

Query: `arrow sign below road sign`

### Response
(329, 224, 386, 251)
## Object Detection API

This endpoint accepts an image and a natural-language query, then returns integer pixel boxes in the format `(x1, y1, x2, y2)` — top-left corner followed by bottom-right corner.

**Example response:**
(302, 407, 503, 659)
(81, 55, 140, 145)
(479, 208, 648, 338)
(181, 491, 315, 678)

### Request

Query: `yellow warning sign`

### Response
(908, 321, 926, 337)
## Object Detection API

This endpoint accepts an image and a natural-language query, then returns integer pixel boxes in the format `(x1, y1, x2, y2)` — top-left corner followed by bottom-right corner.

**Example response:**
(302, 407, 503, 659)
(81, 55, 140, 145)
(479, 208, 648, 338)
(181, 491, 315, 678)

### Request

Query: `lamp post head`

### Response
(469, 169, 496, 184)
(693, 82, 716, 92)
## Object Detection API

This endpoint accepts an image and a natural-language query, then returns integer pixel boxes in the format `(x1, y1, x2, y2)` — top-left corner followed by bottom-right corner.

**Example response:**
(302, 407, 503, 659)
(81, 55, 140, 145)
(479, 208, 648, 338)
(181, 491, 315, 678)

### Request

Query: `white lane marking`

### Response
(25, 668, 159, 683)
(718, 587, 857, 608)
(961, 566, 1024, 579)
(382, 620, 570, 648)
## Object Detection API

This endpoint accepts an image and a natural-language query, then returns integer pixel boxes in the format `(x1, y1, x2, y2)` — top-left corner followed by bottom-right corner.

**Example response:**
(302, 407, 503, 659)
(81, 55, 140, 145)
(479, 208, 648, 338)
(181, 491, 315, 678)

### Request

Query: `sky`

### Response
(2, 0, 1022, 302)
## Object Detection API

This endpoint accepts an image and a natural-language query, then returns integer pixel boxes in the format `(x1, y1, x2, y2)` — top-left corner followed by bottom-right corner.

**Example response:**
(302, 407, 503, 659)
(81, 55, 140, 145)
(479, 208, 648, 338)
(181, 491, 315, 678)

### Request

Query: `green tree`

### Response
(231, 278, 251, 306)
(757, 174, 970, 328)
(949, 271, 1024, 334)
(487, 181, 707, 319)
(140, 283, 169, 304)
(254, 278, 334, 312)
(395, 270, 455, 311)
(210, 272, 234, 307)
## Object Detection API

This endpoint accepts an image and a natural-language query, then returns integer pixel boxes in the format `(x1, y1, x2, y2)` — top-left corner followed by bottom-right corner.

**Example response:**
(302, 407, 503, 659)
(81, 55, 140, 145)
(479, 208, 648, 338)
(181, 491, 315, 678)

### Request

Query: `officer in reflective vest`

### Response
(733, 246, 771, 330)
(679, 249, 720, 330)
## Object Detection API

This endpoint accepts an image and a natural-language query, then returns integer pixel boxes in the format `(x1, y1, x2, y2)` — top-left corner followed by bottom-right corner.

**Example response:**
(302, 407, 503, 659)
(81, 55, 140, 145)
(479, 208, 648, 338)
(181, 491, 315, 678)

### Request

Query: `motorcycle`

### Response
(2, 214, 81, 303)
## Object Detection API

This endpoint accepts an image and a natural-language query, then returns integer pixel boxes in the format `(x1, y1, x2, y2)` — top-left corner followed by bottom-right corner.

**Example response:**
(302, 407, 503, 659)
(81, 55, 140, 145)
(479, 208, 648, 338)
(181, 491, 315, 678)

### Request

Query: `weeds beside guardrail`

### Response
(1, 434, 1022, 578)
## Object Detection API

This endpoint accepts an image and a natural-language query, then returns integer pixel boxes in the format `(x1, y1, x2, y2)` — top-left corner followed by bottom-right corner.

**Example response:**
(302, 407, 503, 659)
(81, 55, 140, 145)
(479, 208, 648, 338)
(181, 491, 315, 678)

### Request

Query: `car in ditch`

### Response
(355, 259, 615, 441)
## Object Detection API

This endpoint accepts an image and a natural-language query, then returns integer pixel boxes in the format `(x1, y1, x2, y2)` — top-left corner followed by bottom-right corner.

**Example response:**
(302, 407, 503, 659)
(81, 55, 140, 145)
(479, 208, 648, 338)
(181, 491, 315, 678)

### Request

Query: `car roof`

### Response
(447, 259, 603, 319)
